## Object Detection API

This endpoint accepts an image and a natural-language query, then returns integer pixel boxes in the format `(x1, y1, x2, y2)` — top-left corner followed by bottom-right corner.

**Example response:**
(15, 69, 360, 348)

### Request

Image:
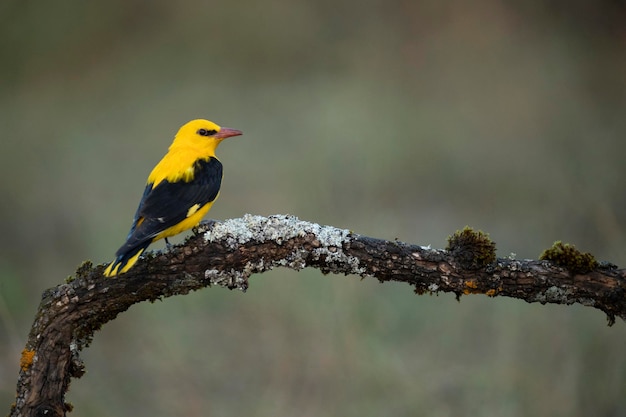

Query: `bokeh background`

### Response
(2, 1, 626, 416)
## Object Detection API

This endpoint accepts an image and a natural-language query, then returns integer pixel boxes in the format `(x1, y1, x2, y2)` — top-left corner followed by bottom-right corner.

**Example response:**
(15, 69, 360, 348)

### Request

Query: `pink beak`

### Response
(214, 127, 243, 139)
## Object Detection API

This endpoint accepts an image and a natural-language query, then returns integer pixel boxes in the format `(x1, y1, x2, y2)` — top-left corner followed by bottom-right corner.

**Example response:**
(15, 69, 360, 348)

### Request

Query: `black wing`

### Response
(115, 157, 223, 258)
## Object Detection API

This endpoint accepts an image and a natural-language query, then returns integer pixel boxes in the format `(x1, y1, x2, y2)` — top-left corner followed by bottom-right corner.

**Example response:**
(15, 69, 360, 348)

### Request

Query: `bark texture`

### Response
(9, 214, 626, 417)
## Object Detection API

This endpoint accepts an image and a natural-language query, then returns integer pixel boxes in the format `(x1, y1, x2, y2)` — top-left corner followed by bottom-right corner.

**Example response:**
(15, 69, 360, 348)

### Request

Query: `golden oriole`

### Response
(103, 119, 242, 277)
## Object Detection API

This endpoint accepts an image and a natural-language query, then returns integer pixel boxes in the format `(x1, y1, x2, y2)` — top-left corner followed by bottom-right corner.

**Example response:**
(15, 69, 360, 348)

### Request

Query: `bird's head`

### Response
(171, 119, 242, 153)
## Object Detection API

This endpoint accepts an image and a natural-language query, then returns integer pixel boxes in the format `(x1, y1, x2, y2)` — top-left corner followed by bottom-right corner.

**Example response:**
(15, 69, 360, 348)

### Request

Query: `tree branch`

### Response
(9, 214, 626, 417)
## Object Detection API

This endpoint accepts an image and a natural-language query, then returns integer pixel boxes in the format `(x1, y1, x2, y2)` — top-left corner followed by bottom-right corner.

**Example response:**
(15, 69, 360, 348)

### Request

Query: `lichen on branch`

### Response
(9, 214, 626, 417)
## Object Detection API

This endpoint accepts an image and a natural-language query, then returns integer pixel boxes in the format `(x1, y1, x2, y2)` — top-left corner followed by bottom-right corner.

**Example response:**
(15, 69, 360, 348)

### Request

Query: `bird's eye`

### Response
(197, 128, 217, 137)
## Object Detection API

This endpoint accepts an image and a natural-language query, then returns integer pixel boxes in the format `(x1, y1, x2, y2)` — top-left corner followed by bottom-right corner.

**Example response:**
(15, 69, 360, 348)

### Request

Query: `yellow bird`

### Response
(103, 119, 242, 277)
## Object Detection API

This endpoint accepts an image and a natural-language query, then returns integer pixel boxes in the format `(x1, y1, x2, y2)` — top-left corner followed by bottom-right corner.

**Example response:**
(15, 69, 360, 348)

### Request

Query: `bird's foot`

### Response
(195, 219, 219, 233)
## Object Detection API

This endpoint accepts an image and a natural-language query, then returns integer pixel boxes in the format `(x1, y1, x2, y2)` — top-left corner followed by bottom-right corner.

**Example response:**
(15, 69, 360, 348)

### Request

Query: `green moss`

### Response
(446, 226, 496, 270)
(75, 260, 94, 279)
(539, 241, 598, 274)
(66, 260, 96, 282)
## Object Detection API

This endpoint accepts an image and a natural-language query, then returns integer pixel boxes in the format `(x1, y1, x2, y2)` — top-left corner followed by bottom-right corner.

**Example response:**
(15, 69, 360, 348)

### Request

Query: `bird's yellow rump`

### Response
(103, 119, 242, 277)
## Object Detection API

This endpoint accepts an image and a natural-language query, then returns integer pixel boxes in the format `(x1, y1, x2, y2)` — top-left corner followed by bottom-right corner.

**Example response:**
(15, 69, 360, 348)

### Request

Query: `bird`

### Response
(103, 119, 242, 277)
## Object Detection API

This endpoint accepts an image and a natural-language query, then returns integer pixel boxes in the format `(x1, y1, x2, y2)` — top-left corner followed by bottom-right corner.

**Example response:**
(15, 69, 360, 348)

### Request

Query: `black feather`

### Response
(113, 157, 223, 261)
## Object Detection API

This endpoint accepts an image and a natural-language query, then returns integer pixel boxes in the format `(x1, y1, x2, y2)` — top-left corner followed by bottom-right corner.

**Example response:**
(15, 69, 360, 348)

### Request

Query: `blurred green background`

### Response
(2, 1, 626, 416)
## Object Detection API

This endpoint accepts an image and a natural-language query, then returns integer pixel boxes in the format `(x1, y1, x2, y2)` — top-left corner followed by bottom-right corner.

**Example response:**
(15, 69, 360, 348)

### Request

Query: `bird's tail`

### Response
(103, 240, 152, 277)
